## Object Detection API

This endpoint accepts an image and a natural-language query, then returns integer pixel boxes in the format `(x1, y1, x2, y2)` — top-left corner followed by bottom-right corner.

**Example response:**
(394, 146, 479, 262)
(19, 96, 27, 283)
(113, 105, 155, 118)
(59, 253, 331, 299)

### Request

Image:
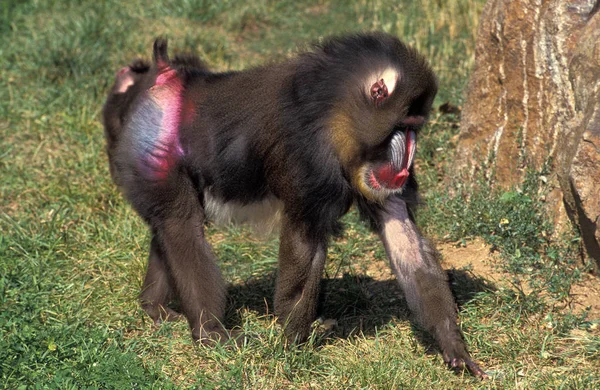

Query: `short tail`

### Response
(153, 38, 170, 69)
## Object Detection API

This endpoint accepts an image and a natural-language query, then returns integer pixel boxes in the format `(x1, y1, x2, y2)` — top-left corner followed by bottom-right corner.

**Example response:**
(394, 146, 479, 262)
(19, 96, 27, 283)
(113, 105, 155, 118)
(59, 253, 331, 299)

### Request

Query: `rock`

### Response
(457, 0, 600, 272)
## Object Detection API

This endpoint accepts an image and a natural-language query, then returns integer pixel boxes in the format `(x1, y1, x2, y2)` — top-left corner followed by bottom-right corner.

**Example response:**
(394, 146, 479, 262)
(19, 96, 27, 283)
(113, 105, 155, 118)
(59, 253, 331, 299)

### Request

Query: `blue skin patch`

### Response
(128, 72, 184, 181)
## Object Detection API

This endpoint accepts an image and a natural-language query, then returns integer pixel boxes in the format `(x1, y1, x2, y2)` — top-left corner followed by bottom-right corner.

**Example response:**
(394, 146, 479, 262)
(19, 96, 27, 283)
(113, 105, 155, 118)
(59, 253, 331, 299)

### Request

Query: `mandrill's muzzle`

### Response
(372, 130, 416, 190)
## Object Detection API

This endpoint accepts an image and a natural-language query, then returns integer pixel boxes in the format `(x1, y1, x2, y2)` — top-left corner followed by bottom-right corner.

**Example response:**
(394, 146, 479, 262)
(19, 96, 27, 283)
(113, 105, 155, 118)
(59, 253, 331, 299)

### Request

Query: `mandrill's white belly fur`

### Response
(203, 189, 283, 235)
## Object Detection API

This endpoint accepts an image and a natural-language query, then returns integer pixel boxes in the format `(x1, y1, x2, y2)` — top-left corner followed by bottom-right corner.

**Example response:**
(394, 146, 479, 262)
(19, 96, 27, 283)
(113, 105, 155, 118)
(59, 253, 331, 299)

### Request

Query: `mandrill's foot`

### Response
(192, 326, 244, 347)
(143, 303, 182, 326)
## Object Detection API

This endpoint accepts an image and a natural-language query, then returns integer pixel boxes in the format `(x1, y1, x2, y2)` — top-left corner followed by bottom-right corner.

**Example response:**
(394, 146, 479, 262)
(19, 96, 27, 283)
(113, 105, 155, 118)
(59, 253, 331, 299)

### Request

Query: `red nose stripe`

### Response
(375, 164, 410, 189)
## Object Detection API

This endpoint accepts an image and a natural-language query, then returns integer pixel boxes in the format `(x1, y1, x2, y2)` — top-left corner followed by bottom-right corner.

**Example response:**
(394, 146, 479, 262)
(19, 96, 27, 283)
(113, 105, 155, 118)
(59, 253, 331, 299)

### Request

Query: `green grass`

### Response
(1, 0, 599, 388)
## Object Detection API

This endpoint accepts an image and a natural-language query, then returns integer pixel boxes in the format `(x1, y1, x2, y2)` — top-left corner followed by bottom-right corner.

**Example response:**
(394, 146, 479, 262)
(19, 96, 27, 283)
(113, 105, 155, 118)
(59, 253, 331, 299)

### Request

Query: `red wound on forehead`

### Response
(370, 79, 389, 104)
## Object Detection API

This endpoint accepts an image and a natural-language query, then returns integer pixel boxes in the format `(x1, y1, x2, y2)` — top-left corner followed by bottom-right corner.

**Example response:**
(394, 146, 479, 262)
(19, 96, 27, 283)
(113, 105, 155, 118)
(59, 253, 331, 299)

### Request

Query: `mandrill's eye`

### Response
(370, 79, 389, 105)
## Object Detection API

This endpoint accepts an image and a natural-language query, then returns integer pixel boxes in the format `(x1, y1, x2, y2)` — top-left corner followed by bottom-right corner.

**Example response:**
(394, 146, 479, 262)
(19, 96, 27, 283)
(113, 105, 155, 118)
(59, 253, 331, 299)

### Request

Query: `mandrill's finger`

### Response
(449, 358, 488, 379)
(466, 359, 489, 379)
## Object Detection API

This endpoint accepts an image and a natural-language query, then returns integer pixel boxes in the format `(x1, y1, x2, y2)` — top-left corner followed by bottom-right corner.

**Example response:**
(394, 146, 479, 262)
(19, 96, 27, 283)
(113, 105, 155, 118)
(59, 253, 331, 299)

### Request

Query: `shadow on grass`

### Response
(224, 268, 495, 346)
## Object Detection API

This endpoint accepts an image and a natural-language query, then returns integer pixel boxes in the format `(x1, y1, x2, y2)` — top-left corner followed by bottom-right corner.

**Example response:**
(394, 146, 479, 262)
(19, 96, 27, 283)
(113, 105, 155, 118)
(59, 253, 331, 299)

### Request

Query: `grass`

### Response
(1, 0, 599, 388)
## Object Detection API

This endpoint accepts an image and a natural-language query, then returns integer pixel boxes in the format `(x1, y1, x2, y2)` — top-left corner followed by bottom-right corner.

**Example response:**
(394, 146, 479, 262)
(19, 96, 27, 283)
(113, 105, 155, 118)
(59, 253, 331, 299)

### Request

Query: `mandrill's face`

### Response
(328, 62, 437, 202)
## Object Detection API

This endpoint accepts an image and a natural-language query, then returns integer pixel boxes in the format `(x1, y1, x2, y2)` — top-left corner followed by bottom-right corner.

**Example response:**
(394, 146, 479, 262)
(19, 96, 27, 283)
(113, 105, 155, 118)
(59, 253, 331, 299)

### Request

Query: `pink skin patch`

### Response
(145, 67, 184, 180)
(115, 67, 135, 93)
(155, 68, 177, 86)
(371, 130, 416, 190)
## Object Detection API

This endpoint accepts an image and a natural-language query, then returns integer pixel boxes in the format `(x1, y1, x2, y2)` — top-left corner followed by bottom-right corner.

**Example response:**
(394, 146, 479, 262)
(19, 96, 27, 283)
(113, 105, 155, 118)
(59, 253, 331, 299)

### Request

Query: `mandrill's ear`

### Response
(367, 67, 400, 106)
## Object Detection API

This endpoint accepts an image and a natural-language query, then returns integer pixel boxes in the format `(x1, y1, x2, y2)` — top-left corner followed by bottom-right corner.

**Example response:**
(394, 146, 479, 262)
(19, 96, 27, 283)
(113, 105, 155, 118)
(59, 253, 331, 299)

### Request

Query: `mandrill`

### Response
(102, 32, 486, 377)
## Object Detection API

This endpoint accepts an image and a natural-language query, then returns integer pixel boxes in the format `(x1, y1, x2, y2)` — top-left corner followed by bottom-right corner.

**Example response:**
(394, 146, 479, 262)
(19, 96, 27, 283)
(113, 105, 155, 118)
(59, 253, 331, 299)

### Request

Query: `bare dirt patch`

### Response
(569, 274, 600, 318)
(438, 238, 504, 284)
(437, 238, 600, 320)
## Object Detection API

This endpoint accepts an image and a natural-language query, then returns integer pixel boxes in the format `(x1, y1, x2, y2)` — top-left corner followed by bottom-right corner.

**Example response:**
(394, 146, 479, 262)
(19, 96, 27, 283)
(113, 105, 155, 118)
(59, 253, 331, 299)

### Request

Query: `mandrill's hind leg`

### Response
(128, 170, 228, 343)
(140, 235, 181, 325)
